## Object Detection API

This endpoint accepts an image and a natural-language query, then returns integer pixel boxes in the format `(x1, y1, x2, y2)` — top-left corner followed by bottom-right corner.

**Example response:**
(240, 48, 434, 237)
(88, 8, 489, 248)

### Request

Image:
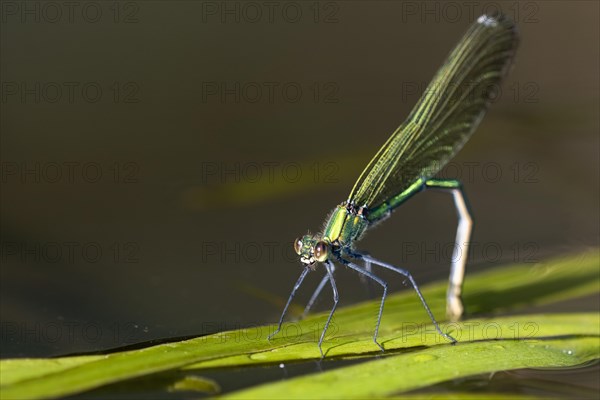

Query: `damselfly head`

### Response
(294, 235, 330, 266)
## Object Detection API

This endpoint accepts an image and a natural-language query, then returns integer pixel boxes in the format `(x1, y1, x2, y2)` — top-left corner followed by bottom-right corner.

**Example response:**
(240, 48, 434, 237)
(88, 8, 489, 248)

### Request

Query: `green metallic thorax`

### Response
(321, 179, 424, 248)
(322, 205, 368, 247)
(321, 178, 459, 249)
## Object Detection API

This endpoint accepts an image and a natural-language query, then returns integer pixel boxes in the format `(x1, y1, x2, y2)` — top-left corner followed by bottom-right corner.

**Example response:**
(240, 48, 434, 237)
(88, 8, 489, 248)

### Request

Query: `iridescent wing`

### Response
(348, 14, 518, 212)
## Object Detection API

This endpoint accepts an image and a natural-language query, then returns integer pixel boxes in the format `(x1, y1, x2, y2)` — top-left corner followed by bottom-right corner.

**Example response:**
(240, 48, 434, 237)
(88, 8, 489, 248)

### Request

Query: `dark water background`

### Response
(1, 0, 598, 397)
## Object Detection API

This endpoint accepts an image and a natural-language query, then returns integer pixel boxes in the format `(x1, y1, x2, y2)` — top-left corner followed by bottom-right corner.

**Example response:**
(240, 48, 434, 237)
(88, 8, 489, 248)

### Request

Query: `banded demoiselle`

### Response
(269, 14, 519, 358)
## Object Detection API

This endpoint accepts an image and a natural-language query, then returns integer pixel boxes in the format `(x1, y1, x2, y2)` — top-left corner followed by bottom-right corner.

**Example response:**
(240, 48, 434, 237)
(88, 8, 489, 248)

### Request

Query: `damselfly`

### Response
(269, 14, 519, 357)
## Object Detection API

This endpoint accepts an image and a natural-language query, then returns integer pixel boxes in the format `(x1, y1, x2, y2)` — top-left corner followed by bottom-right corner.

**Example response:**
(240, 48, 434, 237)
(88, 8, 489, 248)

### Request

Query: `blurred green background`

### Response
(1, 1, 598, 359)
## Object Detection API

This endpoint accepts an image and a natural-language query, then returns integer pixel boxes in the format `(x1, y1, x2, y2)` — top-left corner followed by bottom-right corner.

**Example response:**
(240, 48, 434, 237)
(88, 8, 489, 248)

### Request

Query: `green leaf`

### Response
(223, 335, 599, 399)
(1, 250, 598, 399)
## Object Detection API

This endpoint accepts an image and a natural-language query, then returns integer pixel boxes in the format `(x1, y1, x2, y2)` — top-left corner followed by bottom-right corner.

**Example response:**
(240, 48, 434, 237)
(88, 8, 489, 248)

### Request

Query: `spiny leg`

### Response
(335, 256, 387, 352)
(347, 250, 457, 344)
(302, 263, 335, 318)
(317, 260, 339, 359)
(268, 266, 311, 341)
(305, 261, 373, 318)
(425, 179, 473, 321)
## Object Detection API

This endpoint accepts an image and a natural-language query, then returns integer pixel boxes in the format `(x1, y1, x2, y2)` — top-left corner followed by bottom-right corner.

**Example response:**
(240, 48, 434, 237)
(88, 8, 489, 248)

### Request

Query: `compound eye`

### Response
(314, 241, 329, 262)
(293, 237, 303, 255)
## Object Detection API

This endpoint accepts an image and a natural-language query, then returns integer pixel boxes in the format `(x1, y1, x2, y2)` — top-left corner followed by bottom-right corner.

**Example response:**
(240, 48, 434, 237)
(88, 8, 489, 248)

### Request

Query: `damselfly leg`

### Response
(335, 256, 387, 351)
(346, 249, 457, 344)
(302, 273, 330, 319)
(268, 267, 311, 341)
(316, 260, 339, 358)
(302, 257, 373, 318)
